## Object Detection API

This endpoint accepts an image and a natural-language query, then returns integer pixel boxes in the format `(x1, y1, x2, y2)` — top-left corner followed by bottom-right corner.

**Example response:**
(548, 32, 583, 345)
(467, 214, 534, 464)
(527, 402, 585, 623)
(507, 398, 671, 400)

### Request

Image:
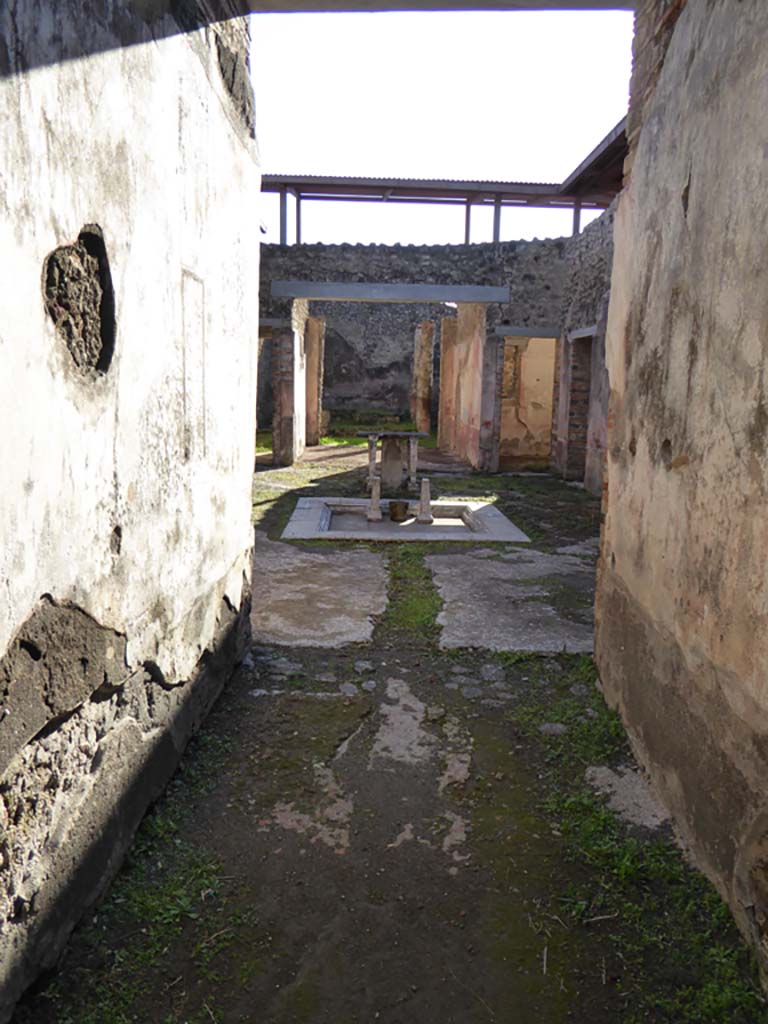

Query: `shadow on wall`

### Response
(1, 3, 255, 138)
(0, 1, 254, 76)
(0, 592, 249, 1022)
(257, 328, 412, 429)
(324, 327, 411, 416)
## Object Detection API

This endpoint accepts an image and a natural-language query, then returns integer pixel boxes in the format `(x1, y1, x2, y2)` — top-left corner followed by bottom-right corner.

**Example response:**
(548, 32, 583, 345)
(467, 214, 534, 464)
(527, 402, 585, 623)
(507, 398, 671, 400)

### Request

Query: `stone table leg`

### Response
(381, 437, 404, 492)
(417, 477, 434, 524)
(407, 437, 419, 490)
(367, 436, 377, 490)
(367, 477, 383, 522)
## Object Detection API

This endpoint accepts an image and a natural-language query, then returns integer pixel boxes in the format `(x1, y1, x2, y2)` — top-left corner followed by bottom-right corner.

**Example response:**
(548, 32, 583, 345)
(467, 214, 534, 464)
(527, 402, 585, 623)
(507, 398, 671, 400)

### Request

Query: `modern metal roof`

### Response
(560, 117, 627, 197)
(261, 174, 611, 209)
(262, 119, 627, 241)
(264, 174, 560, 189)
(262, 120, 627, 208)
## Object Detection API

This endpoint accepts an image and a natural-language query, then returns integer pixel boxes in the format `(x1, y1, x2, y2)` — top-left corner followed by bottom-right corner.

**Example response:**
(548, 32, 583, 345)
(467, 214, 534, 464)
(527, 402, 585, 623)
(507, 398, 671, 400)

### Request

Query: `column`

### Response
(454, 303, 487, 469)
(367, 477, 383, 522)
(279, 188, 287, 245)
(271, 299, 308, 466)
(409, 320, 435, 435)
(271, 327, 293, 466)
(367, 435, 378, 489)
(417, 478, 433, 525)
(437, 317, 458, 452)
(304, 315, 326, 446)
(478, 333, 503, 473)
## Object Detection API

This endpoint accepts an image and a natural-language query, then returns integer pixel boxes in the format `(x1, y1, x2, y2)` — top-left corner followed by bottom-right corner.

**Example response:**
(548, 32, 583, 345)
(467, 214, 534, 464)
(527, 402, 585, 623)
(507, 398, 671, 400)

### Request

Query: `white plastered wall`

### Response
(0, 17, 260, 682)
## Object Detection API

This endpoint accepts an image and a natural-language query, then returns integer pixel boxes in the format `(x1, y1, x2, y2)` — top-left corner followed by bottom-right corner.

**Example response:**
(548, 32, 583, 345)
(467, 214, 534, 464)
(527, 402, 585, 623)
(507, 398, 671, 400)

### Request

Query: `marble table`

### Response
(357, 430, 428, 492)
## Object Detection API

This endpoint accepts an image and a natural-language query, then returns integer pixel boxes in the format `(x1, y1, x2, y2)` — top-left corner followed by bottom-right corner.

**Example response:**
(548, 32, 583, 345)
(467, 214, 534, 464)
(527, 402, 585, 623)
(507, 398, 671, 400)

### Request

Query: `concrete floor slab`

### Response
(251, 532, 388, 647)
(427, 548, 595, 652)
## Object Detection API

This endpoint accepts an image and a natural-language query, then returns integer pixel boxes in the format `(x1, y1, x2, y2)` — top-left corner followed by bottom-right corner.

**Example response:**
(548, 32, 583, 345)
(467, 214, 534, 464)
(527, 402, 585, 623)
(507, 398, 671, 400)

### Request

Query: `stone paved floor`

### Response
(254, 533, 595, 654)
(428, 545, 596, 653)
(251, 532, 388, 646)
(13, 458, 767, 1024)
(15, 645, 670, 1024)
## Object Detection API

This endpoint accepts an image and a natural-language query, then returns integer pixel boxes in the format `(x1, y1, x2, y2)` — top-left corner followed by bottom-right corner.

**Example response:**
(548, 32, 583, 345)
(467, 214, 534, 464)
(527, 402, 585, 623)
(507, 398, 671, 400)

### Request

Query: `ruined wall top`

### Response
(562, 201, 616, 335)
(259, 227, 618, 419)
(261, 238, 570, 329)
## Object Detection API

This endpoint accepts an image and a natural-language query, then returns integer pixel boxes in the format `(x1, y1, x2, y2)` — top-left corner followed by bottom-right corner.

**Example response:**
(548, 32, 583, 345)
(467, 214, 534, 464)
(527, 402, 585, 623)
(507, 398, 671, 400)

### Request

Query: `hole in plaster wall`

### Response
(12, 896, 30, 921)
(110, 525, 122, 555)
(143, 660, 169, 688)
(19, 640, 42, 661)
(43, 224, 116, 376)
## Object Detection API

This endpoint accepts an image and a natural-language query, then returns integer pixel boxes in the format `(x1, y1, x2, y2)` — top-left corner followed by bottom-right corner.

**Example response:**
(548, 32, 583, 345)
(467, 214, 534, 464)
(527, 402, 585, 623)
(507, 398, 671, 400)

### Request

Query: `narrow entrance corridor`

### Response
(14, 451, 767, 1024)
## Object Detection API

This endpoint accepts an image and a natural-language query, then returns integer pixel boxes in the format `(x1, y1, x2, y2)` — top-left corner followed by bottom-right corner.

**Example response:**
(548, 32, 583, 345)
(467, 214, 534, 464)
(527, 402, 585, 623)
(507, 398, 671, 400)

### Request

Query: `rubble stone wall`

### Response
(259, 239, 569, 421)
(551, 205, 615, 493)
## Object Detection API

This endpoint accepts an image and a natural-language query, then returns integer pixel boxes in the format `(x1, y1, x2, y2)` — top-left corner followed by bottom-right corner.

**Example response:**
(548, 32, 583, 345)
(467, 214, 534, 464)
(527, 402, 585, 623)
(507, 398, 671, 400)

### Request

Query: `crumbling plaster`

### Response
(499, 337, 556, 470)
(0, 2, 259, 1015)
(597, 0, 768, 974)
(0, 3, 258, 681)
(410, 320, 435, 433)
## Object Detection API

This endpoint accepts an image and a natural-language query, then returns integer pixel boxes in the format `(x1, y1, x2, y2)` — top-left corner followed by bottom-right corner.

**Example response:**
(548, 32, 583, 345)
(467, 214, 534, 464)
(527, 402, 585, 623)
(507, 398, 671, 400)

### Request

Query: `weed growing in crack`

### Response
(376, 545, 443, 644)
(12, 727, 238, 1024)
(503, 656, 768, 1024)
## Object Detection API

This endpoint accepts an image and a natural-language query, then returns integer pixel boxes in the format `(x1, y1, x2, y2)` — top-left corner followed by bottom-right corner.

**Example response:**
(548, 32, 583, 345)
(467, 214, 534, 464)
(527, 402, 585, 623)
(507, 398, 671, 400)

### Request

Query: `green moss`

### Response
(376, 545, 442, 644)
(273, 977, 322, 1020)
(490, 656, 768, 1023)
(247, 693, 371, 808)
(26, 450, 762, 1024)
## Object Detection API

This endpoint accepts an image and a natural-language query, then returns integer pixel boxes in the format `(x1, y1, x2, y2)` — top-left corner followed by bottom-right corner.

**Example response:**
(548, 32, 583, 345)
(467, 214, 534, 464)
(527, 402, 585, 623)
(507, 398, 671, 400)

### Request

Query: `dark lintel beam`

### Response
(569, 325, 598, 341)
(494, 325, 559, 337)
(271, 281, 510, 303)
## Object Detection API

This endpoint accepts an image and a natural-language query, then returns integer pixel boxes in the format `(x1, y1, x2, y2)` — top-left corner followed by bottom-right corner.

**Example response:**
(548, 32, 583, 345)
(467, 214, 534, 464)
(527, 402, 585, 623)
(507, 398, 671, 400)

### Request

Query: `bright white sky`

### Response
(251, 11, 634, 244)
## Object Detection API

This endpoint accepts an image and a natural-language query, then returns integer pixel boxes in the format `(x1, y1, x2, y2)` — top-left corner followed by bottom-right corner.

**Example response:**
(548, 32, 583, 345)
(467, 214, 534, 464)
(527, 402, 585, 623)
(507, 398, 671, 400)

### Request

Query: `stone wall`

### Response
(0, 3, 259, 1016)
(259, 239, 569, 421)
(597, 0, 768, 978)
(551, 204, 615, 492)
